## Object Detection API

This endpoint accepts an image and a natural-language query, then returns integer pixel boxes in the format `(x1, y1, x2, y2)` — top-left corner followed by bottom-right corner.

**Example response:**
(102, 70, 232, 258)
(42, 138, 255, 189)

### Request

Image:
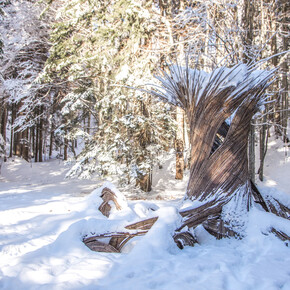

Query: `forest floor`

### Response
(0, 137, 290, 290)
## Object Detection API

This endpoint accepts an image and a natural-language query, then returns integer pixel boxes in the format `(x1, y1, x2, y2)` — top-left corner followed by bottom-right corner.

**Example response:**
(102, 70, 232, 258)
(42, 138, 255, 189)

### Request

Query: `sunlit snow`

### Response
(0, 138, 290, 289)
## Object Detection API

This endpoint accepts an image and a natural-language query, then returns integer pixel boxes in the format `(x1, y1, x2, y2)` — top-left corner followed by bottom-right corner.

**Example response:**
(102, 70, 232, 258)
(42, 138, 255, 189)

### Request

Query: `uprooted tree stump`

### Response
(83, 62, 290, 253)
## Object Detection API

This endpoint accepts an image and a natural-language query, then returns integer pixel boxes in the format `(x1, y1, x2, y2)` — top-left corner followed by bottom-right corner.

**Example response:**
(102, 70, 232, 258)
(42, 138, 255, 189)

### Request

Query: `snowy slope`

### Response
(0, 147, 290, 289)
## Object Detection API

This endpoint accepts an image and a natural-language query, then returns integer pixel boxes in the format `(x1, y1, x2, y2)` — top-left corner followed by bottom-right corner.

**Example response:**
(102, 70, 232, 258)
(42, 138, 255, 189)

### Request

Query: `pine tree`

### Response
(42, 0, 176, 190)
(0, 0, 50, 162)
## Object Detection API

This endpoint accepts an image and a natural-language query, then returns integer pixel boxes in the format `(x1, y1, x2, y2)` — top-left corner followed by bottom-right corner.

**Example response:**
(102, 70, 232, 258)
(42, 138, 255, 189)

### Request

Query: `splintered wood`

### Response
(83, 63, 290, 253)
(83, 217, 158, 253)
(98, 187, 122, 217)
(84, 187, 158, 252)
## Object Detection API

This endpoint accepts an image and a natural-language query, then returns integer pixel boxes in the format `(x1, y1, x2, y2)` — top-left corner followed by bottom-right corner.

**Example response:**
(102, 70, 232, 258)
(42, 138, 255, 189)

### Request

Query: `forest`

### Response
(0, 0, 288, 189)
(0, 0, 289, 289)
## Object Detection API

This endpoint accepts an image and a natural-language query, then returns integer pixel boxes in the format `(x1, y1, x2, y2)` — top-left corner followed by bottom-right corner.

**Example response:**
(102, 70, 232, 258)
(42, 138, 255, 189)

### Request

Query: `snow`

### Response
(0, 145, 290, 289)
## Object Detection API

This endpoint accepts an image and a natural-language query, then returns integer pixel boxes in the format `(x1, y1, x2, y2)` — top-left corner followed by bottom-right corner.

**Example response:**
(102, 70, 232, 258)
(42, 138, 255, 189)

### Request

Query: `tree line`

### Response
(0, 0, 289, 191)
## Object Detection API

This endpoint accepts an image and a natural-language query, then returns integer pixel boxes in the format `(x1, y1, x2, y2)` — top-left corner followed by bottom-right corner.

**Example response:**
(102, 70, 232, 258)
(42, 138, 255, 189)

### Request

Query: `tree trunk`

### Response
(22, 129, 29, 161)
(175, 106, 185, 179)
(9, 103, 16, 158)
(49, 125, 54, 158)
(258, 114, 267, 181)
(38, 106, 43, 162)
(281, 0, 289, 143)
(64, 137, 68, 161)
(35, 121, 39, 162)
(242, 0, 255, 62)
(248, 121, 255, 181)
(138, 170, 152, 192)
(152, 62, 274, 237)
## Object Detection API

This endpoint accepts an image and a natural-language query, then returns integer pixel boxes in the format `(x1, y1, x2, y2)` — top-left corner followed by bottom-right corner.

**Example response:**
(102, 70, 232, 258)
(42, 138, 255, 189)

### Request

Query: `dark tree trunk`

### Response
(49, 125, 54, 158)
(1, 102, 7, 142)
(9, 103, 16, 158)
(64, 137, 68, 161)
(38, 107, 43, 162)
(35, 121, 39, 162)
(258, 115, 267, 181)
(281, 0, 289, 143)
(22, 129, 29, 161)
(31, 126, 35, 160)
(175, 107, 185, 179)
(248, 121, 255, 181)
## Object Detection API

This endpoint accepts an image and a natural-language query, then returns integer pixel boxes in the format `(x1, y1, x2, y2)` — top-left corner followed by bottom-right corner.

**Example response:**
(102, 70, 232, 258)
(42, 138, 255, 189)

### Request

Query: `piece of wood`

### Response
(83, 217, 158, 252)
(85, 239, 120, 253)
(173, 232, 197, 249)
(98, 187, 122, 217)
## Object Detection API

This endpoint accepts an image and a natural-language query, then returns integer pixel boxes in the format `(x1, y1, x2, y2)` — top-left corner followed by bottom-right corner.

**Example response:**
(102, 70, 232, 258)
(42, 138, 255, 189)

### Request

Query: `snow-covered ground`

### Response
(0, 141, 290, 290)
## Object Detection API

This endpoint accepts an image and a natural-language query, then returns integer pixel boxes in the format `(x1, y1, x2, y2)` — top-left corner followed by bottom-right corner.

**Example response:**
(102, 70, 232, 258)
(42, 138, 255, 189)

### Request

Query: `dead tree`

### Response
(84, 61, 290, 252)
(152, 61, 289, 243)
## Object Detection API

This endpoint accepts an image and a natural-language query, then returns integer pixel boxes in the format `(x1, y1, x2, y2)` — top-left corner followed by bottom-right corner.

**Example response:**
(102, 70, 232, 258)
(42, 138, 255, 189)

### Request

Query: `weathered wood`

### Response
(265, 197, 290, 220)
(98, 187, 122, 217)
(270, 228, 290, 245)
(175, 106, 185, 179)
(85, 239, 120, 253)
(125, 217, 158, 231)
(151, 62, 275, 238)
(83, 217, 158, 252)
(173, 232, 197, 249)
(85, 63, 289, 253)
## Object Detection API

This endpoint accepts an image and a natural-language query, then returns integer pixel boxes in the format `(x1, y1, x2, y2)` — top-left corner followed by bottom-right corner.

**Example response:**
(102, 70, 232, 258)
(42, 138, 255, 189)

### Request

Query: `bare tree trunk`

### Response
(49, 125, 54, 158)
(243, 0, 256, 182)
(138, 169, 152, 192)
(1, 102, 7, 142)
(175, 106, 185, 179)
(9, 103, 16, 158)
(248, 120, 256, 181)
(35, 121, 39, 162)
(64, 137, 68, 161)
(31, 127, 35, 160)
(22, 129, 29, 161)
(258, 115, 267, 181)
(1, 102, 7, 161)
(87, 113, 91, 134)
(281, 0, 289, 143)
(38, 107, 43, 162)
(242, 0, 255, 63)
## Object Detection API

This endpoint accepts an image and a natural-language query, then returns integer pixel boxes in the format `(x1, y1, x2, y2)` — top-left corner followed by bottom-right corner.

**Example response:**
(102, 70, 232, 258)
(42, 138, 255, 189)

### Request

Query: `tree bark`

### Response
(175, 106, 185, 179)
(38, 106, 43, 162)
(151, 61, 274, 237)
(258, 115, 267, 181)
(35, 121, 39, 162)
(281, 0, 289, 143)
(49, 125, 54, 158)
(64, 137, 68, 161)
(248, 121, 255, 181)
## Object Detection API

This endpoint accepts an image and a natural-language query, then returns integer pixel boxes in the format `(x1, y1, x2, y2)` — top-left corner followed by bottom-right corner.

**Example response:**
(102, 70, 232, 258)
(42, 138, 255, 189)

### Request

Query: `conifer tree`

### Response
(43, 0, 176, 190)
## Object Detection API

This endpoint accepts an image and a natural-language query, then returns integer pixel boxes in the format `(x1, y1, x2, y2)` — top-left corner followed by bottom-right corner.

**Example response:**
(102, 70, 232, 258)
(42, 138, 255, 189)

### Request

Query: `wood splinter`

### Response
(83, 217, 158, 253)
(98, 187, 123, 217)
